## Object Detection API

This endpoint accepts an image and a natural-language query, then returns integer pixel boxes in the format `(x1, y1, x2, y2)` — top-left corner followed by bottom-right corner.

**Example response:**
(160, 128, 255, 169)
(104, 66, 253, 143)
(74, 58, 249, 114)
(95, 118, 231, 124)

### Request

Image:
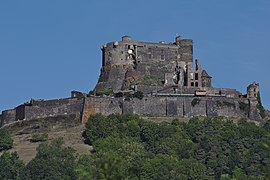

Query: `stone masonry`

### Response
(0, 35, 264, 126)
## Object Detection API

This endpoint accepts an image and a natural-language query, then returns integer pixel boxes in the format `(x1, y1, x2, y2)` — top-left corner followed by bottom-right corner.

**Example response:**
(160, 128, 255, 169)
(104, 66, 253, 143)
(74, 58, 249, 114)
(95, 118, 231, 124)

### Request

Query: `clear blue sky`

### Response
(0, 0, 269, 111)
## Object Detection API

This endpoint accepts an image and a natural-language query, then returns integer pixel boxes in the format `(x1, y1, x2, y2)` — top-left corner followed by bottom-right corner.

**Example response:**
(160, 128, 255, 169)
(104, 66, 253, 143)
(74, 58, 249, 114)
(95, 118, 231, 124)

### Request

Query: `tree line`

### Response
(0, 114, 269, 179)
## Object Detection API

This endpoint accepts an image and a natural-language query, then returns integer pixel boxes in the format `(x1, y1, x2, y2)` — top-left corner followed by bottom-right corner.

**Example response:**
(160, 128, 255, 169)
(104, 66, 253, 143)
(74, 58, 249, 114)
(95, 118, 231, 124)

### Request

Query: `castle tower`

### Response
(95, 35, 194, 93)
(201, 70, 212, 88)
(247, 82, 260, 98)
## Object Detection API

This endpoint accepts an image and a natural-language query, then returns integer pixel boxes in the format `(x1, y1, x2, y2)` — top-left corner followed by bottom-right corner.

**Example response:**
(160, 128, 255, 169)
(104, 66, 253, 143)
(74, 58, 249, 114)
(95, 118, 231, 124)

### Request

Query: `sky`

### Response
(0, 0, 269, 112)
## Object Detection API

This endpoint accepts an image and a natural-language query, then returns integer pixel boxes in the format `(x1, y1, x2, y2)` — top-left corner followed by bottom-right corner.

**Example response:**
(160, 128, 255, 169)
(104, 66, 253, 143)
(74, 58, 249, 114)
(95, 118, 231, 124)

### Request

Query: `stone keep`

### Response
(95, 35, 212, 95)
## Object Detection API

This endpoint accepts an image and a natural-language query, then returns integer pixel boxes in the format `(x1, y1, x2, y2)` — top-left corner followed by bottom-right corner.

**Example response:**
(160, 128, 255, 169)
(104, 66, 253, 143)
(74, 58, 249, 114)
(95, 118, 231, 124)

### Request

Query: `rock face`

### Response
(0, 35, 265, 126)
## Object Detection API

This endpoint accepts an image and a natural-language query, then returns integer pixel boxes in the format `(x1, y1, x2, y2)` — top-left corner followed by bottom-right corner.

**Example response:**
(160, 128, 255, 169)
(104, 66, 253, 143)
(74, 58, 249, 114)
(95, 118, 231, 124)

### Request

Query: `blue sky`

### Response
(0, 0, 269, 111)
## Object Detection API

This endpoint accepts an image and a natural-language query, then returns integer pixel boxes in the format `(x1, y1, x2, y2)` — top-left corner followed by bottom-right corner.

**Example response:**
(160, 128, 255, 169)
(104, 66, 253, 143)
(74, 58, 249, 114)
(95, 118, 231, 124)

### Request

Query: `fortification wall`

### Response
(1, 109, 16, 126)
(82, 96, 258, 122)
(1, 95, 262, 127)
(82, 96, 122, 123)
(24, 98, 84, 121)
(1, 98, 84, 126)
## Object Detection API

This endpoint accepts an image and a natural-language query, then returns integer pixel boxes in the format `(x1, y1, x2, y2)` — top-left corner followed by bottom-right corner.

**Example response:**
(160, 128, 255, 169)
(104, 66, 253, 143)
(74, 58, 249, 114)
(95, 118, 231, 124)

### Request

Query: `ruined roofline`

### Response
(102, 35, 192, 48)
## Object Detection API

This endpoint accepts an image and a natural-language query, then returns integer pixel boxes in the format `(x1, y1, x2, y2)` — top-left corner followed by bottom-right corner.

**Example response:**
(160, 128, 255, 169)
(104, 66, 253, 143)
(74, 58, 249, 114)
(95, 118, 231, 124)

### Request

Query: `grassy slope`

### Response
(2, 115, 92, 163)
(1, 114, 267, 163)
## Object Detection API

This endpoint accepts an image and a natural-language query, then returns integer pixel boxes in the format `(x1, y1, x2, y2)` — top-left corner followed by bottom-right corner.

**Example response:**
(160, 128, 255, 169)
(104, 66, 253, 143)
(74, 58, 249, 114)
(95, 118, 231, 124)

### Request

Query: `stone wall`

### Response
(24, 98, 84, 121)
(1, 97, 84, 126)
(81, 96, 260, 122)
(1, 95, 262, 127)
(82, 96, 122, 123)
(1, 109, 16, 126)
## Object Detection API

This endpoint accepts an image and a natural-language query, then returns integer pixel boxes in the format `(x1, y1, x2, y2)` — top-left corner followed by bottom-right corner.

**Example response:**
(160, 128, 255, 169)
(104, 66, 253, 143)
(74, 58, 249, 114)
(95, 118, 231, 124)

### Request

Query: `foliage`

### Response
(191, 98, 201, 106)
(256, 92, 266, 119)
(134, 76, 163, 86)
(0, 128, 13, 151)
(87, 90, 94, 97)
(83, 115, 270, 179)
(96, 88, 113, 96)
(0, 152, 29, 179)
(133, 91, 144, 99)
(26, 138, 77, 180)
(0, 115, 269, 179)
(30, 133, 48, 142)
(75, 155, 97, 180)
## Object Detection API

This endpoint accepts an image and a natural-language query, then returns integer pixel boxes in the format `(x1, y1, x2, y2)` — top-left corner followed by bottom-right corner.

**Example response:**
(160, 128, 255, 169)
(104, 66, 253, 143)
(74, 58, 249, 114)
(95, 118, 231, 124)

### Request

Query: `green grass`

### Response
(134, 76, 163, 86)
(96, 88, 113, 96)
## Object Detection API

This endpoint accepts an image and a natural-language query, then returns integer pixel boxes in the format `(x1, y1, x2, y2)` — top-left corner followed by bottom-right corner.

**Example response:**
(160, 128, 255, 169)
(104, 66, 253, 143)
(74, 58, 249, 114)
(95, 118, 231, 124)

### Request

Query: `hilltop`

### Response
(0, 35, 267, 128)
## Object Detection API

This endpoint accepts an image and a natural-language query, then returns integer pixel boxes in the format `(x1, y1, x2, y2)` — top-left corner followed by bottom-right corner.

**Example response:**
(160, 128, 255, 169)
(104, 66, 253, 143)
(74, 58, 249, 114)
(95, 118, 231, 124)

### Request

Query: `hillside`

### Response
(2, 115, 91, 163)
(0, 114, 269, 179)
(1, 114, 266, 163)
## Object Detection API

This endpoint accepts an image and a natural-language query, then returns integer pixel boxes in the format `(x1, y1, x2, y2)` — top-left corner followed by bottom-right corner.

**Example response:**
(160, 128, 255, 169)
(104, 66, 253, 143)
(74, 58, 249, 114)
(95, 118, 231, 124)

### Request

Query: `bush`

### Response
(96, 88, 113, 96)
(134, 76, 163, 86)
(0, 128, 13, 151)
(30, 133, 48, 143)
(133, 91, 144, 100)
(191, 98, 201, 106)
(256, 92, 266, 119)
(87, 90, 95, 97)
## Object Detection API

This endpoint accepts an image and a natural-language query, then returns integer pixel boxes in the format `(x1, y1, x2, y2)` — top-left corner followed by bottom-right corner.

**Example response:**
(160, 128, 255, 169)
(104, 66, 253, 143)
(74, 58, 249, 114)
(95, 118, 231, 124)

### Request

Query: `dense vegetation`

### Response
(0, 114, 269, 179)
(0, 128, 13, 151)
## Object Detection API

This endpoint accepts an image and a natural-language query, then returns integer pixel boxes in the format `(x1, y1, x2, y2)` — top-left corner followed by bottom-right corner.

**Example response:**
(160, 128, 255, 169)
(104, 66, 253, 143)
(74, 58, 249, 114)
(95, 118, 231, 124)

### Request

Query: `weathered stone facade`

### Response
(1, 98, 84, 126)
(0, 35, 265, 126)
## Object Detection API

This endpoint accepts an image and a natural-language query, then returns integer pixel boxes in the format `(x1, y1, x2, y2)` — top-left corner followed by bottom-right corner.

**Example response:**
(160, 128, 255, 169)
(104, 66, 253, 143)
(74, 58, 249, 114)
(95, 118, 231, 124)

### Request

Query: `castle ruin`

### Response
(0, 35, 264, 126)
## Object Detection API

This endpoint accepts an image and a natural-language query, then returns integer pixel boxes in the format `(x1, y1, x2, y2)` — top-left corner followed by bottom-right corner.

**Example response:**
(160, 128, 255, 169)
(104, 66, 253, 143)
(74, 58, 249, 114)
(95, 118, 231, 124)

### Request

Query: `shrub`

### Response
(133, 91, 144, 100)
(96, 88, 113, 96)
(191, 98, 201, 106)
(31, 133, 48, 143)
(134, 76, 163, 86)
(87, 90, 95, 97)
(256, 92, 266, 119)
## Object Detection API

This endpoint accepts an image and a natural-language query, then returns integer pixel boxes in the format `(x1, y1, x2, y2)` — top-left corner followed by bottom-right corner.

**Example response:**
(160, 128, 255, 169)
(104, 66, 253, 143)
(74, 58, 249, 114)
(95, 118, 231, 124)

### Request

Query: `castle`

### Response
(0, 35, 264, 126)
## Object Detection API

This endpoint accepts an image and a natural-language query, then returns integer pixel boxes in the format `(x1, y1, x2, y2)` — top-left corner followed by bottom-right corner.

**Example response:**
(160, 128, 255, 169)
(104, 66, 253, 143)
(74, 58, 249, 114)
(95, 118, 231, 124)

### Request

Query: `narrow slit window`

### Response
(195, 73, 198, 80)
(161, 55, 165, 60)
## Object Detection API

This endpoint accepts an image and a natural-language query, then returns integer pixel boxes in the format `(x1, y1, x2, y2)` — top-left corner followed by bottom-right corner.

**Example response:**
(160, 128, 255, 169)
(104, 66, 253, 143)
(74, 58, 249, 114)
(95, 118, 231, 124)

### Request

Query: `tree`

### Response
(0, 128, 13, 151)
(75, 155, 97, 180)
(26, 138, 76, 180)
(0, 152, 29, 179)
(82, 114, 270, 179)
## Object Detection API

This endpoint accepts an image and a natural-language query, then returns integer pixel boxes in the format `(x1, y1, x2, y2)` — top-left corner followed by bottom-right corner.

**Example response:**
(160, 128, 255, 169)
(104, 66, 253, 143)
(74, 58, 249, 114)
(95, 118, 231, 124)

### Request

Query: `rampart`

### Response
(82, 95, 260, 123)
(1, 97, 84, 126)
(1, 93, 262, 127)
